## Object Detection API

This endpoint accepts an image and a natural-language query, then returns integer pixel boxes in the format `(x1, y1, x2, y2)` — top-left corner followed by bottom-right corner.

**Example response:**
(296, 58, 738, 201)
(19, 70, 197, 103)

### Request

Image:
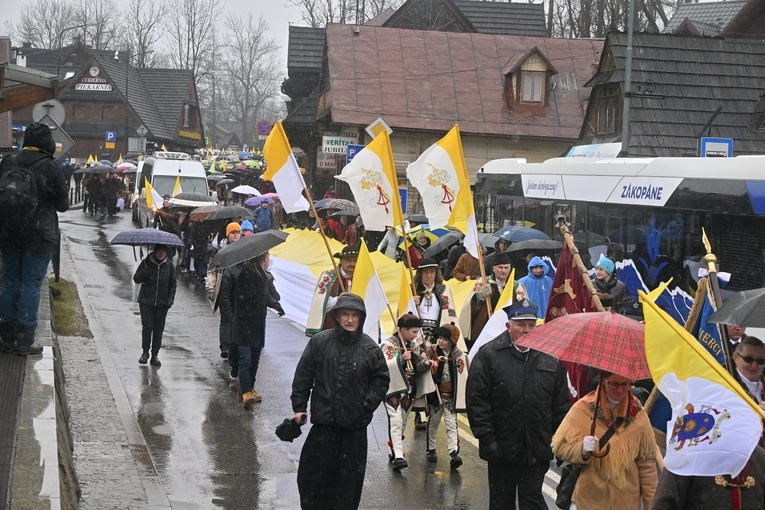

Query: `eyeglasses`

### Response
(735, 353, 765, 366)
(604, 380, 630, 389)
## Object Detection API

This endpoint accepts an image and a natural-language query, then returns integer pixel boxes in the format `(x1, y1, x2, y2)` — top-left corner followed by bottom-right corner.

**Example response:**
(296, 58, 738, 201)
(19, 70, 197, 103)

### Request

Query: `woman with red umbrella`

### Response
(551, 370, 658, 509)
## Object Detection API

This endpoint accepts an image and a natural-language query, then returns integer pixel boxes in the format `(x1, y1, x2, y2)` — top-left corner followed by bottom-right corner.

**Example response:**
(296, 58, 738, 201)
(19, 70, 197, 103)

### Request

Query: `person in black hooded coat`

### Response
(0, 122, 68, 354)
(291, 293, 389, 510)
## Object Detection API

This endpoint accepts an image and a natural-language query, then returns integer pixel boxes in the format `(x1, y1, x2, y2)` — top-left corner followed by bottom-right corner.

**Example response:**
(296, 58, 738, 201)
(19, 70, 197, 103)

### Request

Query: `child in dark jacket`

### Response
(133, 244, 177, 366)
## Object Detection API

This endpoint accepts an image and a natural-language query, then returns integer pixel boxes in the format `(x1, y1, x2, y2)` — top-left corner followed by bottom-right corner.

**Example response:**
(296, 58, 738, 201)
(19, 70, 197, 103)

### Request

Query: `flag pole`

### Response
(400, 223, 419, 295)
(305, 187, 346, 292)
(558, 221, 605, 312)
(702, 228, 736, 376)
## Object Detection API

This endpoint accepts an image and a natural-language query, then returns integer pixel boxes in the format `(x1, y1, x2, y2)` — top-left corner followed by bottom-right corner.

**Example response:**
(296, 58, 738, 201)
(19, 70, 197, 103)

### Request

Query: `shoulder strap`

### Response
(599, 416, 624, 448)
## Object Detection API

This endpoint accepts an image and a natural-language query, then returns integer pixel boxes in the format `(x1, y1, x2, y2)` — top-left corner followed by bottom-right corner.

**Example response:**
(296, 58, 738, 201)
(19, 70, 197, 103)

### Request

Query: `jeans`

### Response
(237, 345, 263, 393)
(0, 249, 52, 345)
(193, 255, 207, 279)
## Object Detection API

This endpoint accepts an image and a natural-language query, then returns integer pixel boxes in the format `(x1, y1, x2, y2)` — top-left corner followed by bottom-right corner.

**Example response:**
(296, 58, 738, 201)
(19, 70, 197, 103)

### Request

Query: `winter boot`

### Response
(0, 321, 17, 353)
(243, 391, 256, 408)
(15, 323, 42, 356)
(449, 451, 463, 470)
(150, 355, 161, 367)
(139, 351, 150, 365)
(426, 449, 437, 462)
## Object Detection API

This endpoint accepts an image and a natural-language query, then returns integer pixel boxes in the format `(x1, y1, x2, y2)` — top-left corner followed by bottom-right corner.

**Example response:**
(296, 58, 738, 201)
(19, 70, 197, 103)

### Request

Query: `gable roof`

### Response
(663, 0, 747, 35)
(454, 0, 546, 36)
(287, 26, 326, 71)
(138, 67, 196, 133)
(383, 0, 476, 32)
(588, 32, 765, 156)
(325, 23, 602, 139)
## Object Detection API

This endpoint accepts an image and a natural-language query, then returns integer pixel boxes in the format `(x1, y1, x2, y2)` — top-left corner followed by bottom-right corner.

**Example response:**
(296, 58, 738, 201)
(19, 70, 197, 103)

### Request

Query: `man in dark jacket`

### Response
(133, 244, 177, 366)
(0, 122, 69, 355)
(291, 293, 389, 510)
(466, 299, 570, 510)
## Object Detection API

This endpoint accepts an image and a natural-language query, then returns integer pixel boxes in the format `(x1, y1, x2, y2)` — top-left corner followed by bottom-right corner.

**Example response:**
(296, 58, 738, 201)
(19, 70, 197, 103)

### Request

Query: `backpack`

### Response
(0, 155, 43, 233)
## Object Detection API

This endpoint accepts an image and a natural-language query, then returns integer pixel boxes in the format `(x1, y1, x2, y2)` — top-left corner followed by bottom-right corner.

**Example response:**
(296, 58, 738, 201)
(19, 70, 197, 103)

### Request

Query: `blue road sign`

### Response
(346, 144, 365, 165)
(105, 131, 116, 142)
(700, 137, 733, 157)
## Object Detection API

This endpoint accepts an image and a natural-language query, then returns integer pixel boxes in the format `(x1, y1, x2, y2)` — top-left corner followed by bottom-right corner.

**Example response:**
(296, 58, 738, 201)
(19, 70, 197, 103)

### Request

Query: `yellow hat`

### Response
(226, 222, 241, 237)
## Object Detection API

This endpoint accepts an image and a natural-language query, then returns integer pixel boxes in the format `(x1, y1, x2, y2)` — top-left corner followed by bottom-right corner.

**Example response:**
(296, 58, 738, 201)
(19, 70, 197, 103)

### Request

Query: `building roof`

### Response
(287, 26, 326, 71)
(138, 67, 195, 134)
(284, 93, 320, 126)
(587, 32, 765, 156)
(366, 8, 396, 26)
(454, 0, 546, 36)
(663, 0, 746, 35)
(325, 23, 601, 139)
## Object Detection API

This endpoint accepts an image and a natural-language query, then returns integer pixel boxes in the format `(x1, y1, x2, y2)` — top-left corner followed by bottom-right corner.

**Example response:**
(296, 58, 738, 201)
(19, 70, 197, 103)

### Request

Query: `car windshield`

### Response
(152, 176, 208, 196)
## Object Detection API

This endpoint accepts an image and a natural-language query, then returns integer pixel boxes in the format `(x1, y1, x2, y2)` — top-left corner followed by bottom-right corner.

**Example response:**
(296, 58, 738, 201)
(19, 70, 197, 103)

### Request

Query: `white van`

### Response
(132, 151, 210, 227)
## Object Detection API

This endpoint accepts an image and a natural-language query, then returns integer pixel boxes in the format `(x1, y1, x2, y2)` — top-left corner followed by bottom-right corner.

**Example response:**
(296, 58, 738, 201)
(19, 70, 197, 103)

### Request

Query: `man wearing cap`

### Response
(593, 255, 631, 312)
(0, 122, 69, 355)
(459, 252, 528, 352)
(305, 245, 359, 336)
(133, 244, 177, 367)
(206, 222, 242, 361)
(425, 322, 468, 470)
(291, 294, 389, 509)
(467, 299, 570, 510)
(381, 313, 437, 470)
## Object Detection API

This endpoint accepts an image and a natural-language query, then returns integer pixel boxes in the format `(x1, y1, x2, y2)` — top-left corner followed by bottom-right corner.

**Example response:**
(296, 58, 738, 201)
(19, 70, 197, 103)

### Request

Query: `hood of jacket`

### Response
(526, 256, 549, 277)
(331, 293, 367, 343)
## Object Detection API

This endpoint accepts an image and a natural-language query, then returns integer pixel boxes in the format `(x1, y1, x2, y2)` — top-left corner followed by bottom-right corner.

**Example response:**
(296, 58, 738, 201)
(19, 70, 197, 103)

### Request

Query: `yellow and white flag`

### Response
(87, 154, 95, 164)
(161, 144, 168, 151)
(172, 174, 183, 196)
(118, 154, 123, 165)
(468, 269, 515, 359)
(144, 178, 164, 210)
(263, 121, 310, 213)
(444, 126, 480, 258)
(405, 125, 463, 230)
(336, 130, 404, 232)
(640, 292, 763, 476)
(351, 239, 389, 337)
(397, 265, 418, 318)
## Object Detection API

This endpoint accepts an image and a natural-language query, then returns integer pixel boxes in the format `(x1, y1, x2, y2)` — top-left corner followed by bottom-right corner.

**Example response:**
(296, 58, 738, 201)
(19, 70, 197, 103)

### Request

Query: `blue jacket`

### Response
(517, 256, 553, 318)
(254, 206, 274, 232)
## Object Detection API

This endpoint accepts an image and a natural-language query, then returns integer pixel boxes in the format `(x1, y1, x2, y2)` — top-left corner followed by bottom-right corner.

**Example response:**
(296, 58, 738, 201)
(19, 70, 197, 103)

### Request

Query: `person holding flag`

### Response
(459, 252, 527, 352)
(380, 313, 436, 470)
(413, 258, 458, 344)
(305, 245, 358, 337)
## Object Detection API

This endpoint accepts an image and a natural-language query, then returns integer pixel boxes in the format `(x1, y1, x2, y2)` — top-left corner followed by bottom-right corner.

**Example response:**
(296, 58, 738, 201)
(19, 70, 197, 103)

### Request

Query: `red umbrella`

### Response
(515, 311, 648, 458)
(515, 312, 648, 380)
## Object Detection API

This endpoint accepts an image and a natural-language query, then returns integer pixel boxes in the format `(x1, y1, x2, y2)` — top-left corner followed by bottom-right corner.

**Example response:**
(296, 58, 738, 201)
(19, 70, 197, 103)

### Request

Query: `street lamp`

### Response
(55, 24, 87, 81)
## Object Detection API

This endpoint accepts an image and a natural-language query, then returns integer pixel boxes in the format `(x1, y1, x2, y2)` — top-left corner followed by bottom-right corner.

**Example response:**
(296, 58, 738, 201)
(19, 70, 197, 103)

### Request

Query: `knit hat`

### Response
(23, 122, 56, 155)
(154, 244, 168, 252)
(434, 322, 460, 344)
(493, 252, 511, 266)
(596, 256, 616, 276)
(226, 222, 241, 236)
(241, 220, 254, 232)
(397, 313, 423, 329)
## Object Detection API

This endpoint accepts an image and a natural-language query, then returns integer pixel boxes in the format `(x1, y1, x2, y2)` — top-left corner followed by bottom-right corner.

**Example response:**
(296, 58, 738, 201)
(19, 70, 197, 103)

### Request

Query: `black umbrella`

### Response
(207, 174, 226, 182)
(169, 192, 215, 208)
(405, 214, 429, 224)
(425, 231, 464, 258)
(211, 229, 289, 268)
(205, 206, 253, 222)
(110, 228, 184, 247)
(275, 417, 303, 442)
(216, 179, 236, 187)
(73, 164, 114, 174)
(505, 239, 563, 253)
(707, 288, 765, 328)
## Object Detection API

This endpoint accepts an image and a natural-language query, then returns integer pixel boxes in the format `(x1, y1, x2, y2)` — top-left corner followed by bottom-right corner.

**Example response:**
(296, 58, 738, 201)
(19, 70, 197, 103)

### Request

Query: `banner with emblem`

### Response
(641, 292, 763, 476)
(336, 130, 404, 232)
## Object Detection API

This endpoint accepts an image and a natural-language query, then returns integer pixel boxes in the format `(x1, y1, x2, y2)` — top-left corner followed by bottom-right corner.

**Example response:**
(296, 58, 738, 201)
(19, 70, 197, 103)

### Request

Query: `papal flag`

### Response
(172, 174, 183, 196)
(336, 130, 404, 232)
(350, 239, 389, 337)
(467, 269, 515, 360)
(263, 121, 310, 213)
(161, 144, 168, 151)
(144, 178, 164, 210)
(405, 125, 464, 230)
(640, 292, 763, 476)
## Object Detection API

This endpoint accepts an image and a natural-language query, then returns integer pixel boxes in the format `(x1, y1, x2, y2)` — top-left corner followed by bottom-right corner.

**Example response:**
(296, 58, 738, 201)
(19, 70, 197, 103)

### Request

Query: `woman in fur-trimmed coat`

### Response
(552, 371, 658, 510)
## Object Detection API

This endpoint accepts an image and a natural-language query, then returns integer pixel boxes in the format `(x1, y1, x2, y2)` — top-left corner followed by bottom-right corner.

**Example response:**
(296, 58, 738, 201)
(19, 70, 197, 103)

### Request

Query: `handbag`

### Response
(554, 417, 624, 509)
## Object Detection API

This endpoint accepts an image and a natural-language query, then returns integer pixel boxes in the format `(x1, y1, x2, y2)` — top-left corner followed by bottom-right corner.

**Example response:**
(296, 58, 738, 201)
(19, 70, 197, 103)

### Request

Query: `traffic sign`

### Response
(700, 137, 733, 157)
(105, 131, 116, 142)
(36, 113, 74, 156)
(346, 144, 365, 165)
(256, 120, 272, 136)
(32, 99, 65, 126)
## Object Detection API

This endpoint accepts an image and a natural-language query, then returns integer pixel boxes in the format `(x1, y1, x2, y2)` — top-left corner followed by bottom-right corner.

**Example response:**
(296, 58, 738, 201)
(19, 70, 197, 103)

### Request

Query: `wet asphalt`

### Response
(59, 208, 560, 509)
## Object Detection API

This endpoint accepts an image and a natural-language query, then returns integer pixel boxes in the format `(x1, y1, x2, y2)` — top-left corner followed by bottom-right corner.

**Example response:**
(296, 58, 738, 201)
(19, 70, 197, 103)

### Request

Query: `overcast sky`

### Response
(1, 0, 305, 75)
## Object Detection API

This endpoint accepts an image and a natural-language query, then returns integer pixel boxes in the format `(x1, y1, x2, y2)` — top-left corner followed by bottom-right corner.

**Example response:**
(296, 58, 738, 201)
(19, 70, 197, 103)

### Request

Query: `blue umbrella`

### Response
(492, 226, 551, 243)
(111, 228, 184, 247)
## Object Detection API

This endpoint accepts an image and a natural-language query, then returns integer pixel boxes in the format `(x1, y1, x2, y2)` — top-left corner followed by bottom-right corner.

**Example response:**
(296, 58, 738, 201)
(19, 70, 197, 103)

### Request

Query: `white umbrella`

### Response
(231, 185, 261, 196)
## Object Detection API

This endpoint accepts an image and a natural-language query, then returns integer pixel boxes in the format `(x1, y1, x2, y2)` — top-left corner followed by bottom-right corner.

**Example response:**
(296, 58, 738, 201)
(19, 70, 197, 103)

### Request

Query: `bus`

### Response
(474, 156, 765, 294)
